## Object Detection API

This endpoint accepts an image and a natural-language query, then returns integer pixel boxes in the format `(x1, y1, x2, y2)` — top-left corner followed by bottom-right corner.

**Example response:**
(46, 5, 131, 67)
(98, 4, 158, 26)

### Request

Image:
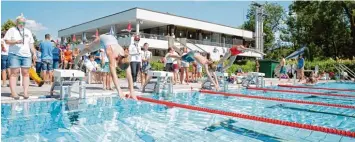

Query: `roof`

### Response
(59, 7, 252, 33)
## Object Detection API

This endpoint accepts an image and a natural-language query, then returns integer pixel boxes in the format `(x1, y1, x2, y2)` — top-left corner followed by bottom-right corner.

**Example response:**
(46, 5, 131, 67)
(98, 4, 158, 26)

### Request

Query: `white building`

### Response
(58, 7, 262, 60)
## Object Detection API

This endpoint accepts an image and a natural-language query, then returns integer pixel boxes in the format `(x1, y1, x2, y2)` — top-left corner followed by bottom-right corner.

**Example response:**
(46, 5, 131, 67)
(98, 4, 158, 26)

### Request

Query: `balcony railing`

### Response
(116, 32, 238, 48)
(117, 33, 168, 41)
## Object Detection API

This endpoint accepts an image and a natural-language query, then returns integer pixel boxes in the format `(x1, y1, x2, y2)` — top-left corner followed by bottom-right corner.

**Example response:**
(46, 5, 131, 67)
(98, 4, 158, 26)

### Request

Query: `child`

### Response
(63, 45, 73, 69)
(101, 49, 112, 90)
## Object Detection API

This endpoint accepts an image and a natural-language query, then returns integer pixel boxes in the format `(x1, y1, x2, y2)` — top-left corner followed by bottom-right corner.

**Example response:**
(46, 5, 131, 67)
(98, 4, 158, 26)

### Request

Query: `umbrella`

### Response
(286, 46, 306, 59)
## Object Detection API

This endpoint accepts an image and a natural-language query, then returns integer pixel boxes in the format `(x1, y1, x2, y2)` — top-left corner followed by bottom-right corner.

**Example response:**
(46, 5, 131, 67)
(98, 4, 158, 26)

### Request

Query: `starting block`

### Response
(51, 69, 86, 99)
(202, 72, 229, 92)
(242, 72, 265, 87)
(142, 71, 173, 94)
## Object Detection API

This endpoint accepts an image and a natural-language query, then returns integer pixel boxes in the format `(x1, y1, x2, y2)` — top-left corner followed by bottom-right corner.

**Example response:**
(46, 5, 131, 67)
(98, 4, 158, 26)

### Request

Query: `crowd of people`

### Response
(2, 14, 325, 100)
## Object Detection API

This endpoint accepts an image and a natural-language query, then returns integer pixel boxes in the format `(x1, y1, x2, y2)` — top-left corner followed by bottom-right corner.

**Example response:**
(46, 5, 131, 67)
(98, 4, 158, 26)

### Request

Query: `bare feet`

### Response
(10, 93, 20, 100)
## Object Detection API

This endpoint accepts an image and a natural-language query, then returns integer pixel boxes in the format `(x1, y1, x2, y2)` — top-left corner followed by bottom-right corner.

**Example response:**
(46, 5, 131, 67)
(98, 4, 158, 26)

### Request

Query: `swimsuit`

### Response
(181, 51, 195, 63)
(230, 46, 242, 56)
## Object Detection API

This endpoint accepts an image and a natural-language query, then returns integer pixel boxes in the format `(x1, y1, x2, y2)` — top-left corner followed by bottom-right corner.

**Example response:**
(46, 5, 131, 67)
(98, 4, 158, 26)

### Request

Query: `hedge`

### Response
(288, 58, 355, 73)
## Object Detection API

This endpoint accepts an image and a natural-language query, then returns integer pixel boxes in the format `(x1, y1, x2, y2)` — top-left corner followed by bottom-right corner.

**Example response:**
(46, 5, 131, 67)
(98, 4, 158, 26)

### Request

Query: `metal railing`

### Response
(333, 63, 355, 80)
(338, 63, 355, 78)
(116, 32, 237, 48)
(116, 32, 168, 41)
(174, 38, 207, 53)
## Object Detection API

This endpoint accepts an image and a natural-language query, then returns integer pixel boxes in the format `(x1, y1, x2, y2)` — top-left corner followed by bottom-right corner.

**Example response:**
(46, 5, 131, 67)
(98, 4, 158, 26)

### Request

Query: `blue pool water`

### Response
(2, 82, 355, 142)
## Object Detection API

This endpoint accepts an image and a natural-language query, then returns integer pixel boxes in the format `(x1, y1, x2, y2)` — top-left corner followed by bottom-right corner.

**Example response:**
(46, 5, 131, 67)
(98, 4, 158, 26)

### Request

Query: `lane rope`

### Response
(278, 84, 355, 92)
(135, 96, 355, 138)
(247, 87, 355, 98)
(199, 90, 355, 109)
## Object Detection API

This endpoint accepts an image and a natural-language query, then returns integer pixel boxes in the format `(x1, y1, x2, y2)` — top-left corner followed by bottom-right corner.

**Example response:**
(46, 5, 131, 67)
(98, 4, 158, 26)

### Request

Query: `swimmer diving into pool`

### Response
(73, 33, 137, 100)
(166, 46, 220, 91)
(217, 41, 266, 72)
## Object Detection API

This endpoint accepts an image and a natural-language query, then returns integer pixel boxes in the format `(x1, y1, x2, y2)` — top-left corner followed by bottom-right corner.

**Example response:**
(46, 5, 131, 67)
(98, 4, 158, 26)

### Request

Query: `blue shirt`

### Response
(52, 48, 61, 60)
(36, 51, 41, 62)
(40, 41, 54, 60)
(298, 58, 304, 69)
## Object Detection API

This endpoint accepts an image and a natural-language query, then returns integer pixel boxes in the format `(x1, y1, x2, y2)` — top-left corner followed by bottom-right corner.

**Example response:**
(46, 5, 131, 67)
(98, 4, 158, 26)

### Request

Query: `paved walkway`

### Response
(1, 77, 332, 102)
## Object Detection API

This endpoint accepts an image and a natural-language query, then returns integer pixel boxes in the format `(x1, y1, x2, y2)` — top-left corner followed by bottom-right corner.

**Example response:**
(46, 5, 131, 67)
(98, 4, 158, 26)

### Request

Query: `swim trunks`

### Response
(181, 51, 195, 63)
(280, 66, 286, 74)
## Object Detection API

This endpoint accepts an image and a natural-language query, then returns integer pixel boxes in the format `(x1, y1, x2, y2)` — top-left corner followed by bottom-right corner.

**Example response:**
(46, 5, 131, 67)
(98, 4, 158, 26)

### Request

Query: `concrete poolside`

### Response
(1, 78, 333, 102)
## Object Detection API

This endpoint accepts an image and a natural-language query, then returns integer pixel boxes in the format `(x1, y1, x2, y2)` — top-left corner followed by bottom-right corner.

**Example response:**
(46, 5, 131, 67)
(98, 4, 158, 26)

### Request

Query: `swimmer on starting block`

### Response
(218, 41, 265, 72)
(73, 33, 137, 100)
(166, 47, 220, 91)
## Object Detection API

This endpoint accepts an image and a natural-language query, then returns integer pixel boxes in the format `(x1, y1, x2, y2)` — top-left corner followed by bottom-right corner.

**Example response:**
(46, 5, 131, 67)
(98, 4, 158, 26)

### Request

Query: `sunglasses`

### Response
(18, 22, 26, 25)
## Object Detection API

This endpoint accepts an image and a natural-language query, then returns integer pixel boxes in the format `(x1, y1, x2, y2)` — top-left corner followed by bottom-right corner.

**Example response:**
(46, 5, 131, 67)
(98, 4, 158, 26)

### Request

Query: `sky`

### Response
(1, 1, 291, 41)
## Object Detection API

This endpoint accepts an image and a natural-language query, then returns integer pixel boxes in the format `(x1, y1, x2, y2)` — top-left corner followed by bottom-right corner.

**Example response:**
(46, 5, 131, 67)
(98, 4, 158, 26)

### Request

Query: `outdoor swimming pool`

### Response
(1, 82, 355, 142)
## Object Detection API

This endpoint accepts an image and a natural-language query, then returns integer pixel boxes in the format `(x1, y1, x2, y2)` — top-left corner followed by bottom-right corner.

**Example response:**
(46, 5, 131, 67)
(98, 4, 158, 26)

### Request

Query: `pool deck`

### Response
(1, 78, 333, 102)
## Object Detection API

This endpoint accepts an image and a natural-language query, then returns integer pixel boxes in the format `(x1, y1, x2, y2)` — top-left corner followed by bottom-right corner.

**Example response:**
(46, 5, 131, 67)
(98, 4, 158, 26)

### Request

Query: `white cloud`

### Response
(25, 19, 47, 33)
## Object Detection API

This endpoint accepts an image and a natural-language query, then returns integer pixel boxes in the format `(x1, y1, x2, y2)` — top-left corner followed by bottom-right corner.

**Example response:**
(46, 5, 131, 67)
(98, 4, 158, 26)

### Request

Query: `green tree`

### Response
(241, 2, 286, 59)
(1, 19, 16, 32)
(284, 1, 355, 60)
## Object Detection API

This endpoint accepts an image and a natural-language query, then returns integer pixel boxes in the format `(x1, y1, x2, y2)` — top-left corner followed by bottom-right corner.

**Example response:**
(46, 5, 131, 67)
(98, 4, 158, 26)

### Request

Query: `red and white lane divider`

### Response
(248, 87, 355, 98)
(135, 96, 355, 138)
(278, 84, 355, 92)
(199, 90, 355, 109)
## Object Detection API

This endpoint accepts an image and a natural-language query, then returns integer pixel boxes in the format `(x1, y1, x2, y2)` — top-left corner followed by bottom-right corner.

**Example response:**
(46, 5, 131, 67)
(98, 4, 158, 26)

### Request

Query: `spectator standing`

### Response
(255, 59, 260, 72)
(297, 55, 305, 82)
(35, 46, 42, 75)
(140, 43, 152, 87)
(1, 32, 10, 87)
(4, 14, 37, 99)
(165, 47, 179, 84)
(101, 49, 112, 90)
(180, 47, 190, 84)
(39, 34, 54, 83)
(128, 35, 142, 89)
(52, 43, 61, 70)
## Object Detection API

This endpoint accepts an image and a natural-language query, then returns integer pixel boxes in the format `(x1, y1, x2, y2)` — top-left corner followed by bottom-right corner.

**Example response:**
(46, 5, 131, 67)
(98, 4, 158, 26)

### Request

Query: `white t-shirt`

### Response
(141, 50, 152, 62)
(165, 52, 178, 64)
(128, 43, 142, 62)
(1, 39, 9, 55)
(4, 27, 34, 57)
